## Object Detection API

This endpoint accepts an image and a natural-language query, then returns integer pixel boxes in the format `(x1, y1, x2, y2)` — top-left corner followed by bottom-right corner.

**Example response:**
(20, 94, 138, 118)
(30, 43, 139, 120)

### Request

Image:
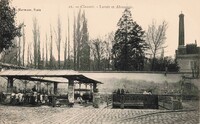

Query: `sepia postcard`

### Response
(0, 0, 199, 123)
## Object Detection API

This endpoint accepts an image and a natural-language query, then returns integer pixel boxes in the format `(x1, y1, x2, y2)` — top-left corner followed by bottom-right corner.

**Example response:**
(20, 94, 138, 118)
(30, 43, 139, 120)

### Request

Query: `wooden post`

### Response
(93, 83, 97, 92)
(54, 82, 58, 95)
(79, 83, 81, 89)
(93, 83, 100, 108)
(24, 80, 28, 93)
(79, 83, 81, 94)
(90, 84, 92, 92)
(46, 82, 50, 95)
(7, 77, 14, 92)
(52, 82, 58, 107)
(68, 79, 74, 106)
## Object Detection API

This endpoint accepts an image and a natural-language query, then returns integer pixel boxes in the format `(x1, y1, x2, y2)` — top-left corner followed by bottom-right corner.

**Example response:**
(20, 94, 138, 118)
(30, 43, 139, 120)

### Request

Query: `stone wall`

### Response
(81, 72, 184, 93)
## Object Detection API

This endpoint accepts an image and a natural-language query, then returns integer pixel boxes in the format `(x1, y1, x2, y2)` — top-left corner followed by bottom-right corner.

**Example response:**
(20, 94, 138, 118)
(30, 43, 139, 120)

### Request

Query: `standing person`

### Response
(32, 85, 37, 92)
(121, 89, 125, 95)
(120, 89, 125, 109)
(33, 91, 37, 103)
(30, 92, 34, 105)
(15, 92, 19, 105)
(117, 89, 121, 94)
(37, 92, 41, 104)
(10, 92, 16, 105)
(18, 92, 24, 105)
(44, 94, 48, 104)
(40, 93, 44, 104)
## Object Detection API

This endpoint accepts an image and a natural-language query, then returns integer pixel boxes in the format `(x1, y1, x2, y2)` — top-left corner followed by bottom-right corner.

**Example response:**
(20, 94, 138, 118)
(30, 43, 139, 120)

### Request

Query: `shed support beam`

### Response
(7, 77, 14, 92)
(54, 82, 58, 95)
(79, 83, 81, 89)
(93, 83, 97, 92)
(68, 79, 74, 105)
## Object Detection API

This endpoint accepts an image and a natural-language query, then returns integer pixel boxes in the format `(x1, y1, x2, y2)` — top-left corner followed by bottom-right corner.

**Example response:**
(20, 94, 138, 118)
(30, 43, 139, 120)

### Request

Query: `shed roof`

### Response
(0, 70, 102, 84)
(0, 69, 78, 77)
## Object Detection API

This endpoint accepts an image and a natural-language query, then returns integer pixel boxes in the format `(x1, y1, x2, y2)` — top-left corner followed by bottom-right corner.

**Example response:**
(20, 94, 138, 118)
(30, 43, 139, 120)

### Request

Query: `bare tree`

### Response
(49, 25, 53, 69)
(27, 42, 31, 67)
(49, 25, 57, 69)
(104, 32, 114, 70)
(146, 21, 168, 71)
(22, 24, 25, 66)
(42, 41, 45, 68)
(37, 28, 41, 69)
(76, 10, 81, 70)
(64, 15, 70, 69)
(18, 36, 21, 66)
(45, 33, 48, 68)
(55, 15, 62, 69)
(63, 36, 67, 69)
(91, 38, 105, 71)
(67, 15, 70, 69)
(32, 17, 38, 68)
(73, 13, 77, 70)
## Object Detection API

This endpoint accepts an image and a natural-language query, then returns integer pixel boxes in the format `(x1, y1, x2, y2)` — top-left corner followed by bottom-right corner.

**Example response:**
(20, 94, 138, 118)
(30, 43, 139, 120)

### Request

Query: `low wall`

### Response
(81, 72, 184, 93)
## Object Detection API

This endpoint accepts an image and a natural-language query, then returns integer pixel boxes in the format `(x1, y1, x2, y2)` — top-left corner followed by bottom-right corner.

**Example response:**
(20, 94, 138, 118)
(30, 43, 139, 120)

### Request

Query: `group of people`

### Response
(9, 91, 51, 105)
(113, 89, 129, 95)
(0, 86, 55, 106)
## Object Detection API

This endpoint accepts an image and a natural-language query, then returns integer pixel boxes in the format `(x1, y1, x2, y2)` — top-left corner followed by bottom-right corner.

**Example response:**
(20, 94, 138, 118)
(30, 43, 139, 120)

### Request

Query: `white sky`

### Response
(11, 0, 200, 58)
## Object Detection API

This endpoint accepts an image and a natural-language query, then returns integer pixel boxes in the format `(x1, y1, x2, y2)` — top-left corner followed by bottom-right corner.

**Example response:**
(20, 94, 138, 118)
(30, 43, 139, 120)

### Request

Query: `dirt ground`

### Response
(0, 102, 199, 124)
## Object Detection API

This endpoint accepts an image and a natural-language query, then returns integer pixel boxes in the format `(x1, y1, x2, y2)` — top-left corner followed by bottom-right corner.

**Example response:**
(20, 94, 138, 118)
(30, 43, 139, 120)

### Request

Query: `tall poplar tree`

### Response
(73, 13, 77, 70)
(79, 11, 90, 71)
(32, 17, 38, 68)
(49, 25, 53, 69)
(55, 15, 61, 69)
(37, 28, 41, 69)
(76, 10, 81, 70)
(63, 36, 67, 69)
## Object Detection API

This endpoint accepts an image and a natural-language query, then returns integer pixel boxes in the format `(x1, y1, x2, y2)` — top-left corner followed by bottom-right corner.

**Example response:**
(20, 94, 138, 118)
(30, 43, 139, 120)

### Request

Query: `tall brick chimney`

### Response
(178, 12, 185, 47)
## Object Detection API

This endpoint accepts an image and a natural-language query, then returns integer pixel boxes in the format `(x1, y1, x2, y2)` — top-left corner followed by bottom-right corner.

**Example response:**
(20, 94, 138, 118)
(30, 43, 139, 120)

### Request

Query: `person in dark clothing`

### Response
(117, 89, 121, 94)
(30, 92, 35, 105)
(121, 89, 125, 95)
(32, 85, 37, 92)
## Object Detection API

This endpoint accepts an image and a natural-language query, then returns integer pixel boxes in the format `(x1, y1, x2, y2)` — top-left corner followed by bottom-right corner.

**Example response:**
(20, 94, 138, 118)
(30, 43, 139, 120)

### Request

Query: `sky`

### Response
(11, 0, 200, 59)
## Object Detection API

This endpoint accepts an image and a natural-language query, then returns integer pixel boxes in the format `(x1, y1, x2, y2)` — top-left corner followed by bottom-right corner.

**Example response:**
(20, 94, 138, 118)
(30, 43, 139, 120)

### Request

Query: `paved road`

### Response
(0, 105, 199, 124)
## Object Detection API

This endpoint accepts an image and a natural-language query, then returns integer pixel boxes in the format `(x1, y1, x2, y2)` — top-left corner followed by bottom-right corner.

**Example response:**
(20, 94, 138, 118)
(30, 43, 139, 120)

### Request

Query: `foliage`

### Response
(79, 11, 90, 71)
(32, 17, 38, 68)
(55, 15, 61, 69)
(75, 10, 82, 70)
(90, 38, 104, 71)
(73, 10, 90, 71)
(63, 37, 68, 69)
(0, 40, 18, 64)
(49, 25, 54, 69)
(90, 34, 114, 71)
(112, 8, 147, 71)
(0, 0, 21, 53)
(152, 56, 179, 72)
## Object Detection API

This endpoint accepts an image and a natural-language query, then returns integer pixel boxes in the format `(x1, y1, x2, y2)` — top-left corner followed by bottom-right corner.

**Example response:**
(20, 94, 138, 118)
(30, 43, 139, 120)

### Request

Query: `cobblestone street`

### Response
(0, 105, 199, 124)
